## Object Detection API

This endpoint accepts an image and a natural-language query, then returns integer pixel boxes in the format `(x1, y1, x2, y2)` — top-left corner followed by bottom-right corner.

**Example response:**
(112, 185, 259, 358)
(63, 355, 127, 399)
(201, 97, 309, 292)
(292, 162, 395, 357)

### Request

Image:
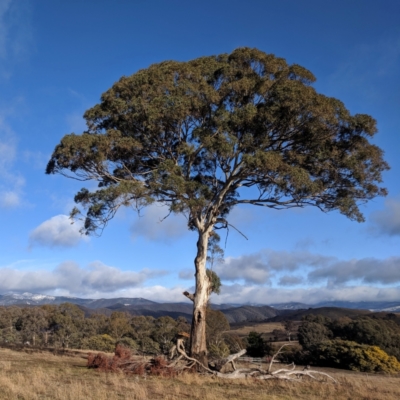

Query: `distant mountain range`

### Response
(270, 301, 400, 312)
(1, 292, 400, 324)
(0, 293, 171, 308)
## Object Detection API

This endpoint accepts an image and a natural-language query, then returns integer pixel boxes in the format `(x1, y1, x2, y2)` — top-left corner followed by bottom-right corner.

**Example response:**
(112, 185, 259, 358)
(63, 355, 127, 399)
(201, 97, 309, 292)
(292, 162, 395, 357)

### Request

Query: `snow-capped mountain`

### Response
(1, 292, 400, 312)
(0, 292, 157, 308)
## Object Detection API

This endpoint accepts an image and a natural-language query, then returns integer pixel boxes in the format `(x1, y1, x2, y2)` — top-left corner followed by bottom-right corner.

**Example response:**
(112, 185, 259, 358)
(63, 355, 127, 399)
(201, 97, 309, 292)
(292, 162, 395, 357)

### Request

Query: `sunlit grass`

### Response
(1, 347, 400, 399)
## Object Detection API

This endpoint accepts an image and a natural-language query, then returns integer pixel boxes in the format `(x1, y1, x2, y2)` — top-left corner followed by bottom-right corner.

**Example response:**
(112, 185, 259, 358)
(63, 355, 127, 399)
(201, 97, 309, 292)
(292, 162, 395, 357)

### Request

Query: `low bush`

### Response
(311, 340, 400, 373)
(84, 334, 115, 352)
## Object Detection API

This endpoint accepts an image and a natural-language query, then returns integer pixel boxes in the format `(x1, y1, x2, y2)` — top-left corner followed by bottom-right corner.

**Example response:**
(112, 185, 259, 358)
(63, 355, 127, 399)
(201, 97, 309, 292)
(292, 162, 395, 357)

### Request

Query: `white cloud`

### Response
(308, 256, 400, 286)
(179, 269, 194, 280)
(111, 285, 189, 303)
(215, 250, 333, 284)
(0, 190, 20, 208)
(0, 261, 169, 297)
(278, 275, 304, 286)
(214, 249, 400, 287)
(130, 203, 189, 242)
(29, 215, 87, 248)
(3, 257, 400, 304)
(213, 284, 400, 305)
(370, 197, 400, 236)
(216, 253, 271, 284)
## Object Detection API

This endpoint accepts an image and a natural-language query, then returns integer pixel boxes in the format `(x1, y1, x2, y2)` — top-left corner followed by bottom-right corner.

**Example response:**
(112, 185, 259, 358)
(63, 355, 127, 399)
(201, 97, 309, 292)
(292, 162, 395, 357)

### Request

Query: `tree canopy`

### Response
(47, 47, 388, 234)
(46, 47, 389, 362)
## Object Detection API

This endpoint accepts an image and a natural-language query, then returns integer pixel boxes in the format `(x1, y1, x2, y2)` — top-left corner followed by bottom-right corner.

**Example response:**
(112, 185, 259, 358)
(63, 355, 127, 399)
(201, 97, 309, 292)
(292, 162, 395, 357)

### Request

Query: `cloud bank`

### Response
(3, 253, 400, 304)
(214, 249, 400, 287)
(212, 284, 400, 305)
(29, 215, 87, 248)
(0, 261, 168, 297)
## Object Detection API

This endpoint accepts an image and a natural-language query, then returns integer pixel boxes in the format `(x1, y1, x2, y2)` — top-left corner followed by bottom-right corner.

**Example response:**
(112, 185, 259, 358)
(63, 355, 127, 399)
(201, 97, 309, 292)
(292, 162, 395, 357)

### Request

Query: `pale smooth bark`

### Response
(184, 227, 211, 366)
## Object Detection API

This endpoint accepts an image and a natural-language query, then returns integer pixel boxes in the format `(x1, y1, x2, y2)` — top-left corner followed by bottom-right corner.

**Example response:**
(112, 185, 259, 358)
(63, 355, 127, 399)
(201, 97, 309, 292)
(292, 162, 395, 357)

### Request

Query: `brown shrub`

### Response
(87, 352, 111, 370)
(87, 345, 150, 375)
(114, 344, 132, 360)
(149, 356, 177, 377)
(87, 345, 179, 377)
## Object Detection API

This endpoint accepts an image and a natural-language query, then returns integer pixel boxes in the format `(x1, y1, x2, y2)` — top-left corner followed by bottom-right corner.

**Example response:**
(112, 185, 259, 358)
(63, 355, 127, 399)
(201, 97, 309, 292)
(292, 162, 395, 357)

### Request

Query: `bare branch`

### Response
(183, 291, 195, 302)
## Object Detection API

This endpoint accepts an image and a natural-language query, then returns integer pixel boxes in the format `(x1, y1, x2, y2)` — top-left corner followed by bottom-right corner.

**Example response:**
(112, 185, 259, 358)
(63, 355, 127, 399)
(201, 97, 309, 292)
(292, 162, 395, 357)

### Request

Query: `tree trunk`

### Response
(189, 228, 211, 366)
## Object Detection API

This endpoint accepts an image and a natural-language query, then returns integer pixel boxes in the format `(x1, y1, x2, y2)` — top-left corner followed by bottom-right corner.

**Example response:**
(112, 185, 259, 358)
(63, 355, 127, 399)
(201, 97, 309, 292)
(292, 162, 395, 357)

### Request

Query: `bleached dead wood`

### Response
(209, 349, 246, 372)
(268, 343, 292, 373)
(166, 334, 337, 383)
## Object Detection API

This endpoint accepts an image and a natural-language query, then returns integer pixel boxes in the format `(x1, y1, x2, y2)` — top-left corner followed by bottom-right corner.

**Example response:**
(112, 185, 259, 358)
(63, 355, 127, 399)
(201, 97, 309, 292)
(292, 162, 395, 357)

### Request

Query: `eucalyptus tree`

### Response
(47, 47, 388, 365)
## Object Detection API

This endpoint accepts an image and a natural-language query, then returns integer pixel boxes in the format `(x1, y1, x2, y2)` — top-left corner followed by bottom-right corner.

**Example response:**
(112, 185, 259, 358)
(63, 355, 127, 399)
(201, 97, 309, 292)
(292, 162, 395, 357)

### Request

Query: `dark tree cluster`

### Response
(0, 304, 237, 357)
(0, 304, 189, 354)
(294, 314, 400, 372)
(245, 331, 273, 358)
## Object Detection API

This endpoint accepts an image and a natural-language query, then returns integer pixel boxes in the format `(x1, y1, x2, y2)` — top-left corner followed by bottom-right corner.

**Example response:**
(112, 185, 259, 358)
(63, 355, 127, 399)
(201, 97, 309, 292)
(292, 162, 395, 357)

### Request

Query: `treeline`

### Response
(241, 313, 400, 373)
(289, 314, 400, 373)
(0, 303, 242, 358)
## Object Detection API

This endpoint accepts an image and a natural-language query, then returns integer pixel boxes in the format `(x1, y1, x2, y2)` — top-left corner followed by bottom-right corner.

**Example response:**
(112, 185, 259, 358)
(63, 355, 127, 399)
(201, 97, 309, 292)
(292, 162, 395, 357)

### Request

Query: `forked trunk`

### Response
(189, 229, 211, 367)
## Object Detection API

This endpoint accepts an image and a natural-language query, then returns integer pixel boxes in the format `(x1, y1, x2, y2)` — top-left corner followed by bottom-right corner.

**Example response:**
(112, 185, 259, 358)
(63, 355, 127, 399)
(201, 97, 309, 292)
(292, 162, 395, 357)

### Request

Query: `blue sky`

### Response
(0, 0, 399, 304)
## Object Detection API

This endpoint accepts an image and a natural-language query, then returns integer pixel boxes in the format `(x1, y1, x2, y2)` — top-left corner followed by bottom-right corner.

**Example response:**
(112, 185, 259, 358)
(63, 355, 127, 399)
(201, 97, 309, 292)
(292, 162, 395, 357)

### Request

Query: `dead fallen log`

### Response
(209, 349, 246, 372)
(88, 340, 337, 384)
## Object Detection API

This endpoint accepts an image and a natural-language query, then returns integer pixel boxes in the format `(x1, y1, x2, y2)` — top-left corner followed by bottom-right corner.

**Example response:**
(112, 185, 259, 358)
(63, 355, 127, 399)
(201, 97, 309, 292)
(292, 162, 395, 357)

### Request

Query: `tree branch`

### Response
(183, 291, 195, 302)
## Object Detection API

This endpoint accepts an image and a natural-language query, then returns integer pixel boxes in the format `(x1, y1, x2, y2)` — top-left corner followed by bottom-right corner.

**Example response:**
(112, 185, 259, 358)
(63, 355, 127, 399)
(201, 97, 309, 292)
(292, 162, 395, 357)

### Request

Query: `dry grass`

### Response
(1, 347, 400, 399)
(229, 322, 285, 337)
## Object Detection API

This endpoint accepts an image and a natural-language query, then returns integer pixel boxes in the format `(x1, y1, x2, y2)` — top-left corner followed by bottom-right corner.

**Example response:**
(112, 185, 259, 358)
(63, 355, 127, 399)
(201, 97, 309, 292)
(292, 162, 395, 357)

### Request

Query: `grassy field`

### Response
(1, 347, 400, 400)
(229, 322, 285, 337)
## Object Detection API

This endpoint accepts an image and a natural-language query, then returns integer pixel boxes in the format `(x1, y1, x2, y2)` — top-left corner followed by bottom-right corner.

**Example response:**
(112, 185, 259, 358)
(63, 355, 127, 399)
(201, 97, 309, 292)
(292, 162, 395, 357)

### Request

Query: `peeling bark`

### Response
(188, 227, 211, 366)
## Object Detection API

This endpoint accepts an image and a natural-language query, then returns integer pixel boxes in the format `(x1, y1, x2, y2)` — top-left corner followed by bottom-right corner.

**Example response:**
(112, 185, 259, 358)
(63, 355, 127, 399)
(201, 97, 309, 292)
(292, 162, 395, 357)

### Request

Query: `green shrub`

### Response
(312, 340, 400, 373)
(84, 334, 115, 352)
(209, 341, 230, 358)
(116, 337, 138, 351)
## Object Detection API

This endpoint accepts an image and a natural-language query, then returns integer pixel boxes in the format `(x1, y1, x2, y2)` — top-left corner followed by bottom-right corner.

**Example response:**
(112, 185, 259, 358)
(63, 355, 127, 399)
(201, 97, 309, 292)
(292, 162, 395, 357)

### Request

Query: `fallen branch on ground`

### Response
(87, 342, 337, 383)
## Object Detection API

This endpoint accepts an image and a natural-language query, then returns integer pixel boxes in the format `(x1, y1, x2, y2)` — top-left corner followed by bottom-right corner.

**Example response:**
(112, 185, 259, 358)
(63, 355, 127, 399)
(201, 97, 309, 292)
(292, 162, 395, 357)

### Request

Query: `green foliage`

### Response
(50, 303, 85, 349)
(209, 341, 230, 358)
(223, 333, 245, 354)
(206, 231, 223, 295)
(46, 47, 389, 358)
(298, 314, 400, 362)
(298, 321, 332, 350)
(206, 269, 222, 295)
(151, 316, 178, 354)
(47, 47, 388, 236)
(246, 331, 272, 357)
(116, 337, 138, 351)
(312, 340, 400, 373)
(207, 232, 224, 270)
(206, 309, 230, 344)
(274, 343, 307, 365)
(84, 334, 115, 352)
(137, 337, 160, 355)
(107, 311, 133, 340)
(342, 317, 400, 360)
(0, 305, 190, 357)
